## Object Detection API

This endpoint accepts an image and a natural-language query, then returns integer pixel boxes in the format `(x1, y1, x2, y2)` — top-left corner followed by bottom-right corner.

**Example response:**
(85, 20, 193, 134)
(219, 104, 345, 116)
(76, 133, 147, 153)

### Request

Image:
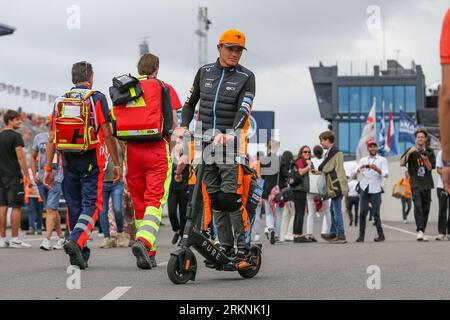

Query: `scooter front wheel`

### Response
(167, 254, 196, 285)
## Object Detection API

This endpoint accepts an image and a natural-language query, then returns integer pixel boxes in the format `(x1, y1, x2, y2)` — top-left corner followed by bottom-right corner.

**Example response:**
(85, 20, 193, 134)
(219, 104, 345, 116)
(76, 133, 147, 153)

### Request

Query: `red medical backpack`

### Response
(53, 89, 97, 153)
(112, 76, 173, 142)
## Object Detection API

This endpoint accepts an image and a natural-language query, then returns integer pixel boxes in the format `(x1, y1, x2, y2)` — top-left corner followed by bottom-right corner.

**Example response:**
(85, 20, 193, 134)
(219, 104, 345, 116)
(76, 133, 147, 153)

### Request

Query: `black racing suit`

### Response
(181, 59, 256, 252)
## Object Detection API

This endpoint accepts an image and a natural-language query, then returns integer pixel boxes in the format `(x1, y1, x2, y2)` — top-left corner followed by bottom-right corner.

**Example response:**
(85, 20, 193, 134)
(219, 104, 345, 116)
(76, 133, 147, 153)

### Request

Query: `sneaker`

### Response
(294, 235, 313, 243)
(403, 220, 408, 224)
(284, 236, 294, 242)
(37, 230, 43, 236)
(321, 233, 336, 240)
(356, 237, 364, 242)
(132, 240, 152, 270)
(264, 227, 270, 240)
(116, 232, 126, 247)
(422, 235, 429, 242)
(64, 241, 86, 270)
(436, 234, 445, 241)
(306, 235, 318, 242)
(253, 234, 261, 241)
(330, 236, 347, 244)
(374, 235, 385, 242)
(269, 228, 276, 245)
(40, 239, 52, 251)
(26, 229, 35, 235)
(0, 239, 9, 248)
(171, 232, 180, 245)
(9, 239, 32, 249)
(100, 237, 115, 249)
(53, 238, 66, 250)
(417, 231, 424, 241)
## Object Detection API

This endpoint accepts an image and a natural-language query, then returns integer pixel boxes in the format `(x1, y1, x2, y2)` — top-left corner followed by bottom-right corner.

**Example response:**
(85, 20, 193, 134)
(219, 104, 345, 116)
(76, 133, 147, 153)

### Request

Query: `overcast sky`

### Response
(0, 0, 448, 153)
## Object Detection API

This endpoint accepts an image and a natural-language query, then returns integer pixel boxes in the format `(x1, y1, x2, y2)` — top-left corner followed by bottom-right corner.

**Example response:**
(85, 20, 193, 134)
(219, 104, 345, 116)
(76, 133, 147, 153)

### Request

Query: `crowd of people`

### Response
(0, 18, 449, 274)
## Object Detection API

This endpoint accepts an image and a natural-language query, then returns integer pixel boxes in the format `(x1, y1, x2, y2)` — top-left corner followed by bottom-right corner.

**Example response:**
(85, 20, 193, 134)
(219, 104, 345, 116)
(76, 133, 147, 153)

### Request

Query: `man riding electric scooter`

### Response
(169, 29, 260, 284)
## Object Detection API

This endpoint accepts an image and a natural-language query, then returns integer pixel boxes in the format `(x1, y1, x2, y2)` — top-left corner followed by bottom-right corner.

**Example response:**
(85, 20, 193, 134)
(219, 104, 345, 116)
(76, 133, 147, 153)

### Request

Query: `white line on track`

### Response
(101, 286, 132, 300)
(383, 223, 440, 238)
(382, 224, 418, 236)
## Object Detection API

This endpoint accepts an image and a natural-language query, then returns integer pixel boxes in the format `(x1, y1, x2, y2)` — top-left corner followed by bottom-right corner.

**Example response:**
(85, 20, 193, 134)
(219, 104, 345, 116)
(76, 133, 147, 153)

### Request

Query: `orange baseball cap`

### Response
(219, 29, 247, 50)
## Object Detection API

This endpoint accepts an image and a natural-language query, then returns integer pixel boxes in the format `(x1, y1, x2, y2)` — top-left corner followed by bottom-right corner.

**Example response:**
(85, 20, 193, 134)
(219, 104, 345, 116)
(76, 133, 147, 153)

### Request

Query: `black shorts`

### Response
(0, 177, 25, 207)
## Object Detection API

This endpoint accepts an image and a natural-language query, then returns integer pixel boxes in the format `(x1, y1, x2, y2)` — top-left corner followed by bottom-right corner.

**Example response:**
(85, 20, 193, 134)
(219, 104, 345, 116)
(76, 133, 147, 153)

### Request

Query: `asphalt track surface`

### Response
(1, 215, 450, 300)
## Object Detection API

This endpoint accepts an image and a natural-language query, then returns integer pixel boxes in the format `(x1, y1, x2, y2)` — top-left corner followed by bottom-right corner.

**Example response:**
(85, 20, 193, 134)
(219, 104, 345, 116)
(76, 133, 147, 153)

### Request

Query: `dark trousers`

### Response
(293, 190, 307, 235)
(437, 188, 450, 235)
(62, 156, 103, 255)
(359, 191, 384, 239)
(347, 196, 359, 225)
(168, 188, 189, 234)
(27, 198, 43, 231)
(412, 188, 432, 233)
(401, 197, 412, 220)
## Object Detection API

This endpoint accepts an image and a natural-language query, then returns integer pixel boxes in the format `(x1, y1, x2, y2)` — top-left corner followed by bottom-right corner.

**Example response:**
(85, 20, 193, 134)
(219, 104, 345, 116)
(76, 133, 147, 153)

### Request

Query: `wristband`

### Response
(44, 165, 53, 173)
(443, 160, 450, 167)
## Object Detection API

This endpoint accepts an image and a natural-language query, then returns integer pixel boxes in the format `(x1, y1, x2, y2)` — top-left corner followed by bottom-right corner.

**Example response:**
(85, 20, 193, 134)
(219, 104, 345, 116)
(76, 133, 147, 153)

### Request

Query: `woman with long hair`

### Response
(292, 146, 313, 243)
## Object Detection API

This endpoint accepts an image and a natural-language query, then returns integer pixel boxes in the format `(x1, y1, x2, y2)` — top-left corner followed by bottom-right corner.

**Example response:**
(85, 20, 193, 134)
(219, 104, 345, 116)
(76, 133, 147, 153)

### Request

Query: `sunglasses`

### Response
(303, 151, 311, 154)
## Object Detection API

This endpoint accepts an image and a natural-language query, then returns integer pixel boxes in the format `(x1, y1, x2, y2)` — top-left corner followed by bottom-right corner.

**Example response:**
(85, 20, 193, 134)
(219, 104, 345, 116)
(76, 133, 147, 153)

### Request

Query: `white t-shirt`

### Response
(436, 150, 444, 189)
(309, 158, 324, 194)
(348, 180, 359, 197)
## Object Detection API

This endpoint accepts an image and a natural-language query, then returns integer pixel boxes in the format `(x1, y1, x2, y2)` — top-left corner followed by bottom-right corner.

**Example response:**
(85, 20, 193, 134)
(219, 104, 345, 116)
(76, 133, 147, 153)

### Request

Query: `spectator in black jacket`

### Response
(279, 151, 295, 242)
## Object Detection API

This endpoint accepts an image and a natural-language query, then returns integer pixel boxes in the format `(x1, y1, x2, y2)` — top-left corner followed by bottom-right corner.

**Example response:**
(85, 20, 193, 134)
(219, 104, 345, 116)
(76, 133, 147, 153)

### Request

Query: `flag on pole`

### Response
(386, 105, 398, 155)
(378, 102, 388, 155)
(399, 109, 416, 145)
(356, 98, 377, 161)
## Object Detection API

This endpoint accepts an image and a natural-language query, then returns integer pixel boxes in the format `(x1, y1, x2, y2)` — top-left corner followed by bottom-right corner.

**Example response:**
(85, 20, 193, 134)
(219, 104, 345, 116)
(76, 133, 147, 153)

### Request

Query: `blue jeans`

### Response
(330, 195, 345, 238)
(99, 182, 124, 238)
(27, 197, 43, 231)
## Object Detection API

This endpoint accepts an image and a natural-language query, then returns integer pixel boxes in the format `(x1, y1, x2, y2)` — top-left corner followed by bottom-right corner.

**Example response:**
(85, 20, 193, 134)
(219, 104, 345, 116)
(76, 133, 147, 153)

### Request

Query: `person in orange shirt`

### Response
(394, 172, 412, 224)
(439, 8, 450, 194)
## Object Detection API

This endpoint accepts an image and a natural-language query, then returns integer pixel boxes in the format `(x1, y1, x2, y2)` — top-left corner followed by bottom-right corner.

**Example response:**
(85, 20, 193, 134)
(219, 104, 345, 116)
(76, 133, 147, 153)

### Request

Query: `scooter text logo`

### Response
(201, 240, 221, 261)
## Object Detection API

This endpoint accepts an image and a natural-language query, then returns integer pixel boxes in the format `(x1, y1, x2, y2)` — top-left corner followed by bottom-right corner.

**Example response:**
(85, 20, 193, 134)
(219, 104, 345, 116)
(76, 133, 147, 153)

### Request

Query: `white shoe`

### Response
(40, 239, 52, 251)
(417, 231, 424, 241)
(403, 220, 407, 224)
(0, 239, 9, 248)
(53, 238, 66, 250)
(436, 234, 445, 241)
(254, 234, 260, 241)
(422, 235, 429, 242)
(9, 239, 32, 249)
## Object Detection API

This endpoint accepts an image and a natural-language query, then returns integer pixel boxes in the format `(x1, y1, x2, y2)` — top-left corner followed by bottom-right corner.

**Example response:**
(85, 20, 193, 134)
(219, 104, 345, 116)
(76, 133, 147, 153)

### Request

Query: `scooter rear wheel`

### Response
(167, 255, 195, 285)
(238, 253, 262, 279)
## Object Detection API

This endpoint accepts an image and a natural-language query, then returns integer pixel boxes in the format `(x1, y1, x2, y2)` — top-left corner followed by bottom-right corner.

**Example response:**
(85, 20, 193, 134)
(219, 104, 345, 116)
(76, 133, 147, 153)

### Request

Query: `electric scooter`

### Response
(167, 135, 262, 285)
